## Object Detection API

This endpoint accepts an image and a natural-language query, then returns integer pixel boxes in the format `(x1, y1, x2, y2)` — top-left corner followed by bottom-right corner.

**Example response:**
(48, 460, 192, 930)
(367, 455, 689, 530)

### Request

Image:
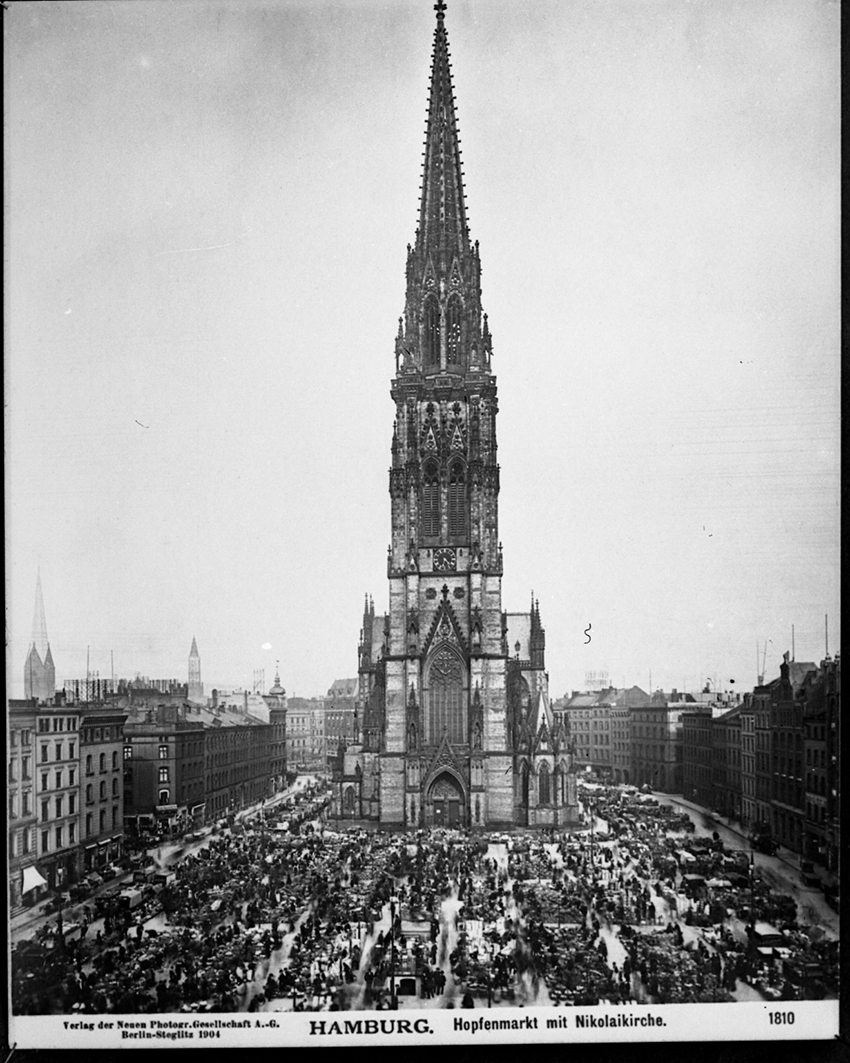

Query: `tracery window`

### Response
(428, 647, 465, 744)
(446, 295, 462, 365)
(422, 462, 441, 538)
(423, 296, 440, 368)
(539, 762, 551, 804)
(448, 461, 466, 538)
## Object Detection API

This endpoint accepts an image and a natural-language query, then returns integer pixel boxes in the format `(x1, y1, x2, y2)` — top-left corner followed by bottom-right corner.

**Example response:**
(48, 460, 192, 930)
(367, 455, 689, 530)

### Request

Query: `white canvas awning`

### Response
(22, 865, 48, 894)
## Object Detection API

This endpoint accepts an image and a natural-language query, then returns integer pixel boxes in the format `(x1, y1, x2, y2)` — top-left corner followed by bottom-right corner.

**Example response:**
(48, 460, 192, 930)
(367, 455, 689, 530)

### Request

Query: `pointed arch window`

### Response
(428, 647, 465, 745)
(539, 762, 551, 805)
(448, 461, 466, 538)
(423, 296, 440, 368)
(422, 461, 441, 538)
(446, 295, 462, 365)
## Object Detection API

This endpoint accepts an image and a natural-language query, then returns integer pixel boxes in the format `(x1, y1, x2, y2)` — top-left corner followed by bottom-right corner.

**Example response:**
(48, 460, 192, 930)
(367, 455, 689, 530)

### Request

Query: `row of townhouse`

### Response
(554, 686, 712, 792)
(9, 687, 288, 909)
(682, 653, 840, 872)
(9, 699, 126, 909)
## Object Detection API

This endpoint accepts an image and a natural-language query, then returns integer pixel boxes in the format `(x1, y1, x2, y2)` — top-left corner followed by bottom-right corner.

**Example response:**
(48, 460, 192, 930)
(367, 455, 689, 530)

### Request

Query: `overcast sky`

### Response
(5, 0, 839, 701)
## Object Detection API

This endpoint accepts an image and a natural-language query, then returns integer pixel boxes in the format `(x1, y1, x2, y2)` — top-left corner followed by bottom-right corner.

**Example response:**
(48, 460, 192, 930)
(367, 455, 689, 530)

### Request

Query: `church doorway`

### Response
(426, 772, 465, 828)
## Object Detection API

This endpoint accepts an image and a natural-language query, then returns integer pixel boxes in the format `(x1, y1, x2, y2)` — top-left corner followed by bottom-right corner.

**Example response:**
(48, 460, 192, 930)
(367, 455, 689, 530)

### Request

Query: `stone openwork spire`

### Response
(416, 0, 470, 264)
(396, 0, 490, 378)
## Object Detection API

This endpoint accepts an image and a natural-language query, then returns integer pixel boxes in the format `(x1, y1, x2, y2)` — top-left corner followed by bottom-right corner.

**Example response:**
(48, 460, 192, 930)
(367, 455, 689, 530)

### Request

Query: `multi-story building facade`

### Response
(712, 705, 742, 820)
(752, 682, 773, 839)
(8, 701, 38, 909)
(123, 706, 205, 832)
(802, 655, 840, 873)
(325, 678, 358, 763)
(630, 694, 689, 792)
(264, 665, 288, 792)
(286, 698, 322, 774)
(80, 705, 127, 872)
(34, 705, 82, 892)
(199, 704, 270, 820)
(563, 695, 594, 772)
(682, 706, 714, 808)
(739, 698, 756, 830)
(770, 653, 815, 853)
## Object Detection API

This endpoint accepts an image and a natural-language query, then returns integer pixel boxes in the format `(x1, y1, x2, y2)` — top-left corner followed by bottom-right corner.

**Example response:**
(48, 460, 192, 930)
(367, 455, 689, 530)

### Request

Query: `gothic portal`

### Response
(335, 3, 579, 830)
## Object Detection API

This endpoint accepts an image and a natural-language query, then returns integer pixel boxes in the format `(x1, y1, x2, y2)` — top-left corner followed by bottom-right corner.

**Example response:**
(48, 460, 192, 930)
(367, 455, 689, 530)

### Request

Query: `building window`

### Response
(112, 777, 118, 796)
(69, 793, 76, 814)
(99, 781, 106, 800)
(55, 770, 62, 789)
(428, 647, 465, 744)
(22, 791, 31, 816)
(69, 768, 75, 786)
(69, 822, 76, 844)
(41, 830, 49, 853)
(9, 794, 16, 819)
(112, 807, 118, 828)
(41, 745, 49, 764)
(68, 742, 75, 759)
(159, 767, 169, 783)
(112, 751, 118, 770)
(21, 756, 31, 780)
(99, 753, 106, 772)
(448, 461, 466, 537)
(99, 810, 106, 833)
(86, 784, 93, 804)
(159, 745, 168, 760)
(86, 813, 92, 837)
(423, 295, 440, 368)
(22, 828, 30, 854)
(55, 826, 63, 849)
(159, 789, 169, 804)
(55, 796, 63, 818)
(86, 755, 93, 775)
(54, 743, 62, 761)
(124, 746, 132, 761)
(41, 799, 49, 822)
(539, 763, 551, 804)
(422, 461, 441, 538)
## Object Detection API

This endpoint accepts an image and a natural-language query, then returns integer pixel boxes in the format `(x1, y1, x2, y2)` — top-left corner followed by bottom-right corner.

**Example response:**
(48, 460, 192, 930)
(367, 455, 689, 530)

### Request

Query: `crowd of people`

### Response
(11, 780, 839, 1015)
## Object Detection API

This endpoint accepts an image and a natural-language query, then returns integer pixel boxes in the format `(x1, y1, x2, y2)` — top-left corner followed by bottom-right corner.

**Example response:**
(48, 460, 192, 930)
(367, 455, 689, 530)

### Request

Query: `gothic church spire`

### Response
(416, 0, 470, 263)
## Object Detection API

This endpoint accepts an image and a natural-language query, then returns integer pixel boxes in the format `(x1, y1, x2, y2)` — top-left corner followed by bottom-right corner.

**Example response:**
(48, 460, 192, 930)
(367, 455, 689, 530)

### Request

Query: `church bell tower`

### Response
(337, 1, 578, 831)
(378, 0, 513, 829)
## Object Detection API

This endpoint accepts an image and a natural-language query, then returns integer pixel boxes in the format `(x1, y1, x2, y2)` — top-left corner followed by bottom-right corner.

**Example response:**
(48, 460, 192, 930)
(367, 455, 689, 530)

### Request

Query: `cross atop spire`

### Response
(434, 0, 447, 19)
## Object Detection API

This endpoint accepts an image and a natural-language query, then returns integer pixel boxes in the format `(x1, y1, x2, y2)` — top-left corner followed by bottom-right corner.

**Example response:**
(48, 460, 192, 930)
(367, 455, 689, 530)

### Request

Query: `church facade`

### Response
(335, 3, 578, 830)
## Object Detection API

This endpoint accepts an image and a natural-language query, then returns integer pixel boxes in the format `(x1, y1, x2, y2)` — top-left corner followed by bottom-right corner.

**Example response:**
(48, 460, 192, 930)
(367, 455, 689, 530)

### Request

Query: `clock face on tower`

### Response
(433, 547, 457, 572)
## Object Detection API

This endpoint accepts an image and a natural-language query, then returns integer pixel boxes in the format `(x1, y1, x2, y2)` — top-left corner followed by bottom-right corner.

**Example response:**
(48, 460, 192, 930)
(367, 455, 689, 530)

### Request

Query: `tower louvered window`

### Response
(448, 461, 466, 537)
(424, 296, 440, 368)
(428, 647, 465, 744)
(422, 462, 441, 538)
(446, 295, 462, 364)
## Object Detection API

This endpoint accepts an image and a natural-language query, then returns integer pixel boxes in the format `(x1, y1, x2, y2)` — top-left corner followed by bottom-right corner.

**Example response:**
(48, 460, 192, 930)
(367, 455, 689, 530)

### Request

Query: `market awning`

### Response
(21, 865, 48, 894)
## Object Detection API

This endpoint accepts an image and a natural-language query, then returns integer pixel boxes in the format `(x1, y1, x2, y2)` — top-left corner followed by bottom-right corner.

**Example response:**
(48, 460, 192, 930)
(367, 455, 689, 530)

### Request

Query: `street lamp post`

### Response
(389, 880, 397, 1009)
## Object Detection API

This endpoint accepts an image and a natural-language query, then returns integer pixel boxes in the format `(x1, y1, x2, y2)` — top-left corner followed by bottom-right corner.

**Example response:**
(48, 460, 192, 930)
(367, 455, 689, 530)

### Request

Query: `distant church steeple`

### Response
(188, 636, 204, 703)
(24, 570, 55, 702)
